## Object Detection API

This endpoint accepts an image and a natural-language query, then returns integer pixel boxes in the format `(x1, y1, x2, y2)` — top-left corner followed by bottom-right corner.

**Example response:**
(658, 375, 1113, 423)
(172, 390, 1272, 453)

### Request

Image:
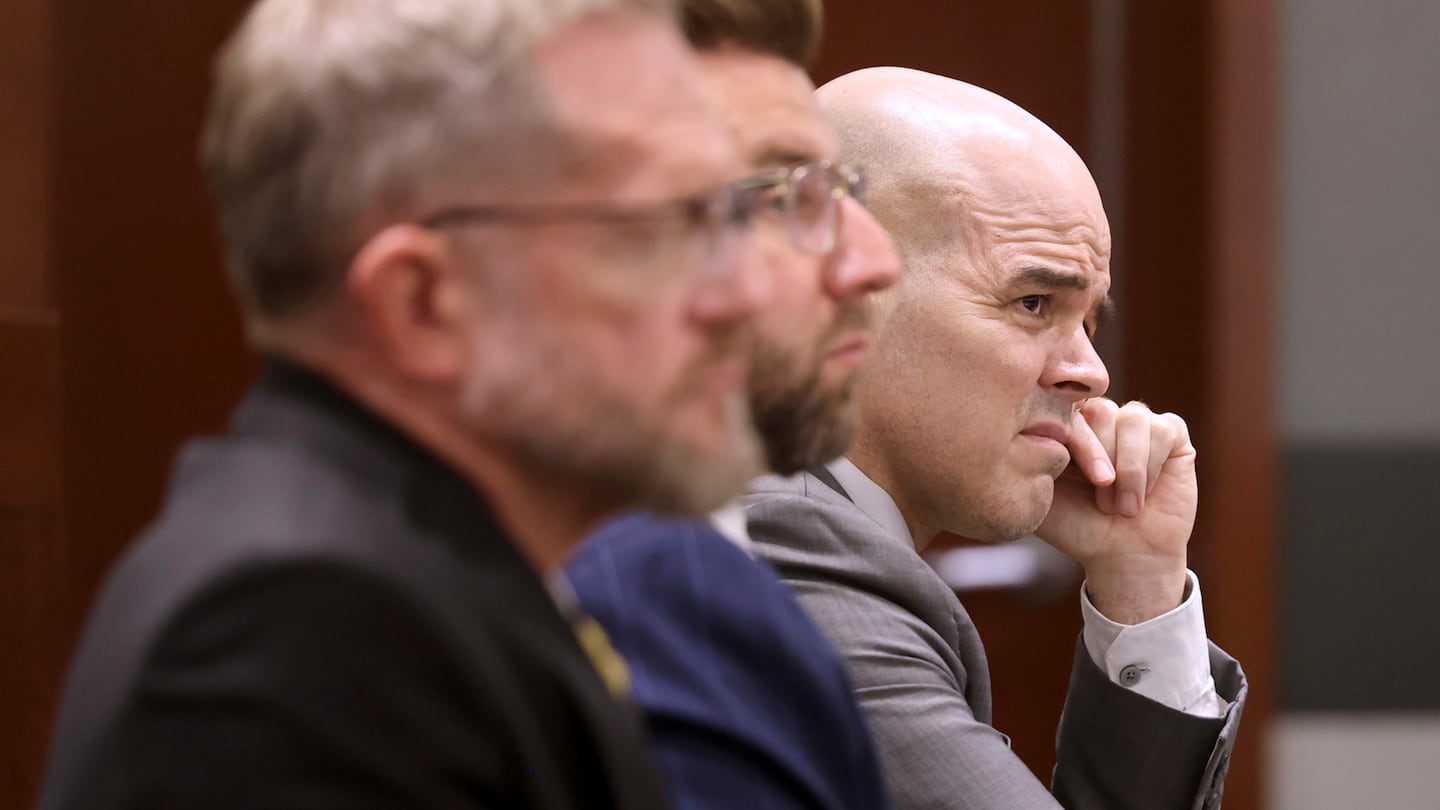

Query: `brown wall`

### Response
(3, 1, 1275, 806)
(3, 1, 255, 805)
(2, 0, 62, 804)
(51, 0, 258, 642)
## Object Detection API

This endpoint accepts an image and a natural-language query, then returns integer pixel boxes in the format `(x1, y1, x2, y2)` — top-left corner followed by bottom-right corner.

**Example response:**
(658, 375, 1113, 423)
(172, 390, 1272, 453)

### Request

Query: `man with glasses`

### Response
(41, 1, 774, 807)
(747, 68, 1246, 809)
(563, 1, 900, 808)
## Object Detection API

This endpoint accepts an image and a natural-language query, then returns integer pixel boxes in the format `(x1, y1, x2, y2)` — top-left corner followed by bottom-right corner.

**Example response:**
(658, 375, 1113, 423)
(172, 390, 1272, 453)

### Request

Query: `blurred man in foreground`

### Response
(41, 0, 775, 807)
(563, 1, 900, 807)
(747, 67, 1247, 810)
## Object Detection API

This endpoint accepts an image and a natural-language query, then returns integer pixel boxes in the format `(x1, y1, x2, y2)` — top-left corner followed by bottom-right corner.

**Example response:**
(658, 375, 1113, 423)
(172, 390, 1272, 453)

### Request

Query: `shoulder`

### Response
(566, 511, 844, 688)
(743, 475, 972, 665)
(743, 472, 873, 552)
(567, 512, 795, 640)
(565, 514, 870, 771)
(744, 472, 933, 595)
(156, 558, 493, 677)
(64, 438, 553, 740)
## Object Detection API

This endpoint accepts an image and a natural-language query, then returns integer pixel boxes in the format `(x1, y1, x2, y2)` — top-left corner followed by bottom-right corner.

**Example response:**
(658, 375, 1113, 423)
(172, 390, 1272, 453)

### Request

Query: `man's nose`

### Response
(822, 199, 901, 299)
(1044, 326, 1110, 402)
(688, 230, 773, 328)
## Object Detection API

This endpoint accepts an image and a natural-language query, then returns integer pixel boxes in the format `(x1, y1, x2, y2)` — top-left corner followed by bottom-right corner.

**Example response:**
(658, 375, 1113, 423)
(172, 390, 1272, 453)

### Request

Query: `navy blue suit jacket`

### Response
(565, 512, 890, 810)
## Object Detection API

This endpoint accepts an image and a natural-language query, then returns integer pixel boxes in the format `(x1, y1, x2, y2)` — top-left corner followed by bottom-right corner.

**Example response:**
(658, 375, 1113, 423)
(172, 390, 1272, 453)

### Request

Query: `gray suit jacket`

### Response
(744, 469, 1246, 810)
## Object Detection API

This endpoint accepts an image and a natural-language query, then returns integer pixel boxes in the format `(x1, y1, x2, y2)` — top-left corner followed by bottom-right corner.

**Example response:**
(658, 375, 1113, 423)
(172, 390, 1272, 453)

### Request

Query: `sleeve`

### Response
(1055, 639, 1246, 810)
(99, 561, 511, 809)
(1081, 570, 1227, 717)
(779, 572, 1066, 809)
(747, 482, 1248, 810)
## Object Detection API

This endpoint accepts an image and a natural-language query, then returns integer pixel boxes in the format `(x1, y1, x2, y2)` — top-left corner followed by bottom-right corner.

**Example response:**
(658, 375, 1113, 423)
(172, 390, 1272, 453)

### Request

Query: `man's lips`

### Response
(825, 335, 869, 367)
(1019, 421, 1071, 449)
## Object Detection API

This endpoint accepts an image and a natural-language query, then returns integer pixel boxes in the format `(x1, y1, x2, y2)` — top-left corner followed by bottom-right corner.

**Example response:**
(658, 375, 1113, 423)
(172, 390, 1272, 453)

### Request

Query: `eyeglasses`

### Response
(738, 161, 867, 255)
(416, 181, 767, 278)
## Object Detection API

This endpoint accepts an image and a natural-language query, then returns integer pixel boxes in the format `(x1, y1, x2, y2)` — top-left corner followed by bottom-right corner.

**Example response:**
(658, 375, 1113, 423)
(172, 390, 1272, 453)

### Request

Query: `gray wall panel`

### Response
(1280, 0, 1440, 442)
(1280, 441, 1440, 710)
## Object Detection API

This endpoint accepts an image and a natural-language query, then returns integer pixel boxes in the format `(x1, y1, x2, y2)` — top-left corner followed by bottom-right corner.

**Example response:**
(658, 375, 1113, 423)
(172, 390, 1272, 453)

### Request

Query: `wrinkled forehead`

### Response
(536, 9, 743, 200)
(940, 139, 1112, 270)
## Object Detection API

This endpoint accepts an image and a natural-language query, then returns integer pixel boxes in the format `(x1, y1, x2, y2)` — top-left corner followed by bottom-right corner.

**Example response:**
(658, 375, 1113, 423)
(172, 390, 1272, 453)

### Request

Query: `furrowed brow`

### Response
(1012, 265, 1091, 291)
(1011, 265, 1116, 331)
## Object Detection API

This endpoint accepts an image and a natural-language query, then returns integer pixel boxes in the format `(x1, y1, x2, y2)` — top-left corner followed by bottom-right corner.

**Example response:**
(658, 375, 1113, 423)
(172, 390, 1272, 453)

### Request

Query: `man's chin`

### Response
(638, 401, 765, 515)
(984, 480, 1055, 542)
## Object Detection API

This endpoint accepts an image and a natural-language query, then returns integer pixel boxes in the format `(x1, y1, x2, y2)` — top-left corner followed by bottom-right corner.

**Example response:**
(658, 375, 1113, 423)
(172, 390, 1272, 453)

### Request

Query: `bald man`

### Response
(745, 68, 1246, 810)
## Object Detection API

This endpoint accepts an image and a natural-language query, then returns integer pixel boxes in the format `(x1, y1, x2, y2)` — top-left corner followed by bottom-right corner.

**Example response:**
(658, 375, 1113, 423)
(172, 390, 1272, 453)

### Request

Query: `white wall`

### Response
(1268, 715, 1440, 810)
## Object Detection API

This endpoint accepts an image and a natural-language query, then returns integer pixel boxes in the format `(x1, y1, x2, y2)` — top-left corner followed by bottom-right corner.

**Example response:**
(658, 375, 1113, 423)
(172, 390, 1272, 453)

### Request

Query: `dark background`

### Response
(1, 1, 1276, 806)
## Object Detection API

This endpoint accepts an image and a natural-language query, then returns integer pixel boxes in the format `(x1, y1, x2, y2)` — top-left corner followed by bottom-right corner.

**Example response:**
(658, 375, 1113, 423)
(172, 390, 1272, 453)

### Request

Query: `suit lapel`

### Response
(802, 468, 995, 725)
(809, 465, 852, 502)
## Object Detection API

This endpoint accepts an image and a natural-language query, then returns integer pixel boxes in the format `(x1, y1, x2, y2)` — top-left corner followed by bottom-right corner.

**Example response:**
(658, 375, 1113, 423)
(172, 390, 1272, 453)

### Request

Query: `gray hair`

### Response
(200, 0, 673, 320)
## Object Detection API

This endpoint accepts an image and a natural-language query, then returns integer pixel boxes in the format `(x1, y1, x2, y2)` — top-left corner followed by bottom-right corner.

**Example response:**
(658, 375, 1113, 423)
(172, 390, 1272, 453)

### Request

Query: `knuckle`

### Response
(1087, 397, 1120, 420)
(1119, 400, 1153, 416)
(1118, 460, 1148, 479)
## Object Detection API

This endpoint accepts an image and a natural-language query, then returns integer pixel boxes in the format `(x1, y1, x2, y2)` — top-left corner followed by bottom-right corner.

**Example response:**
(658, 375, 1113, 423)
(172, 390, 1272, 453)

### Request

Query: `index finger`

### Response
(1067, 406, 1115, 487)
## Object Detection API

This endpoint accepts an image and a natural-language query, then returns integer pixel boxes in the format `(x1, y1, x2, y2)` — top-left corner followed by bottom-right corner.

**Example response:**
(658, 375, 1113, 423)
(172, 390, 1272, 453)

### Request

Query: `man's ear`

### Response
(345, 224, 475, 383)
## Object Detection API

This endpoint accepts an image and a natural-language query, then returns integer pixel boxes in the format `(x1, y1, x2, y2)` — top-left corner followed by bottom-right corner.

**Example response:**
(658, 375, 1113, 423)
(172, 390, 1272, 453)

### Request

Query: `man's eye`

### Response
(762, 189, 789, 216)
(1019, 294, 1046, 313)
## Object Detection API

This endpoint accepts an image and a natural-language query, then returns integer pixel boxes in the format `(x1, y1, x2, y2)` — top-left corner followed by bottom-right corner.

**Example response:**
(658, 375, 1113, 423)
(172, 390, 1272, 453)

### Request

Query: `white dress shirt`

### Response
(826, 457, 1225, 718)
(709, 501, 754, 553)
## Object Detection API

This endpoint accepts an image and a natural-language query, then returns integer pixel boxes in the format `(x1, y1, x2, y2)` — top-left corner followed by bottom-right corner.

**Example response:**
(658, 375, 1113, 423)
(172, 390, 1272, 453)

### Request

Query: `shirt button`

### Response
(1119, 664, 1144, 687)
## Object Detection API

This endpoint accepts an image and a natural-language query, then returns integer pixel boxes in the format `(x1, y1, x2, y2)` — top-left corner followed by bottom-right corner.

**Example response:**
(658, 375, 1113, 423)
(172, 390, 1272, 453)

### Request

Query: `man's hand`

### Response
(1036, 398, 1196, 624)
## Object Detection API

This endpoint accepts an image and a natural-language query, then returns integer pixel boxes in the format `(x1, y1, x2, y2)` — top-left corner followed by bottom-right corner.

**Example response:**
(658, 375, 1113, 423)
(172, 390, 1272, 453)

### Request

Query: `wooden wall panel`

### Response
(0, 317, 63, 810)
(0, 0, 52, 311)
(1, 0, 60, 805)
(814, 0, 1092, 154)
(1122, 2, 1277, 806)
(1202, 0, 1277, 806)
(52, 0, 257, 652)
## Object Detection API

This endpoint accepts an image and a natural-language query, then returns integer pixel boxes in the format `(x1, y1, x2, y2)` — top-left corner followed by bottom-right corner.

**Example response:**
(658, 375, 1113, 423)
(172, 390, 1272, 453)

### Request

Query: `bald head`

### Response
(823, 67, 1114, 546)
(818, 67, 1107, 277)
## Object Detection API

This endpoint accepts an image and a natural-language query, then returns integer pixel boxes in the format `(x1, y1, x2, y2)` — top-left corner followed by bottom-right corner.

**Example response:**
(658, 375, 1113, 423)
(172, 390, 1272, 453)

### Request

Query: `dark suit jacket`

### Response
(745, 469, 1247, 810)
(40, 360, 667, 810)
(564, 511, 891, 810)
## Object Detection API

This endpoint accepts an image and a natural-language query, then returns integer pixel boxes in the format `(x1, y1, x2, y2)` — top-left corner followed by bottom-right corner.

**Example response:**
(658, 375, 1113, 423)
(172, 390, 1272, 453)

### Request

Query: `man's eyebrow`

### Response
(752, 146, 820, 170)
(1012, 265, 1091, 291)
(1012, 265, 1117, 328)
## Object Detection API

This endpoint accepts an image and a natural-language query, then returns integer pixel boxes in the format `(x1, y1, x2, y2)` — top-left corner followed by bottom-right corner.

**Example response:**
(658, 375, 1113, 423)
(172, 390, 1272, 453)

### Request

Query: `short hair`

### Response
(680, 0, 823, 67)
(200, 0, 671, 321)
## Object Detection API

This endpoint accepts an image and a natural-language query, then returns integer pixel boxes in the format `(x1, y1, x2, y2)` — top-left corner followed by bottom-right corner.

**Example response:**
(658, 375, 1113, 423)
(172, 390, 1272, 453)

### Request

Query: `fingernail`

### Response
(1095, 459, 1114, 482)
(1119, 491, 1140, 517)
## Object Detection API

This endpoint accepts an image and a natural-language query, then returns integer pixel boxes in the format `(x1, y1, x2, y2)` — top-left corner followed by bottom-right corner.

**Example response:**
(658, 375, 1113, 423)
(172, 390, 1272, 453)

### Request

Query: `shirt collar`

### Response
(825, 457, 916, 548)
(708, 499, 754, 553)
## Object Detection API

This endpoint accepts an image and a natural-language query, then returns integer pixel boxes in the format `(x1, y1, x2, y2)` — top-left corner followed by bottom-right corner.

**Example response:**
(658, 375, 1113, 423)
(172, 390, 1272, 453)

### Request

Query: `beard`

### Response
(460, 319, 764, 517)
(748, 302, 869, 476)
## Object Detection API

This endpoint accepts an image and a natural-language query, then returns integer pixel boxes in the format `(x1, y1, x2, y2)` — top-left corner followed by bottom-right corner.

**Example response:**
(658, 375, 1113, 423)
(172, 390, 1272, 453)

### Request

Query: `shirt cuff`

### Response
(1080, 570, 1227, 718)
